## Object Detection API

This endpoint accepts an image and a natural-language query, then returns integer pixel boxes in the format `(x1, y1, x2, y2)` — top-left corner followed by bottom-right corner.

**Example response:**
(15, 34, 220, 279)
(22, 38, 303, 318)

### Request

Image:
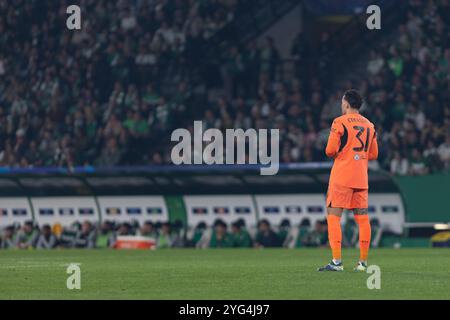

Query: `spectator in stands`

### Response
(36, 224, 57, 249)
(409, 148, 429, 175)
(191, 221, 208, 247)
(423, 140, 443, 173)
(171, 219, 185, 246)
(130, 220, 141, 235)
(343, 218, 358, 247)
(52, 223, 63, 239)
(303, 220, 328, 247)
(277, 219, 291, 247)
(367, 50, 385, 76)
(157, 222, 177, 248)
(139, 221, 158, 239)
(96, 221, 114, 248)
(59, 223, 80, 248)
(1, 226, 16, 249)
(295, 218, 312, 248)
(74, 221, 97, 249)
(390, 151, 410, 175)
(110, 222, 133, 248)
(96, 138, 123, 167)
(437, 136, 450, 170)
(254, 219, 280, 248)
(370, 218, 383, 248)
(230, 220, 252, 248)
(15, 221, 38, 249)
(0, 0, 239, 168)
(209, 219, 233, 248)
(291, 30, 308, 79)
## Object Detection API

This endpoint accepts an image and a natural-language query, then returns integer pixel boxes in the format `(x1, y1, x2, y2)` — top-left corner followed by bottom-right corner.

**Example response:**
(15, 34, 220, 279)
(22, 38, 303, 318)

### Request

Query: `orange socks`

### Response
(354, 214, 371, 262)
(326, 215, 342, 261)
(327, 214, 371, 262)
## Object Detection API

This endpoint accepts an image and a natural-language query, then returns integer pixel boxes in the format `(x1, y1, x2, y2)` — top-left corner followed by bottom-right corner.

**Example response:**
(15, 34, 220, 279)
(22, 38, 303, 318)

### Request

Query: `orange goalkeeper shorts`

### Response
(326, 183, 368, 209)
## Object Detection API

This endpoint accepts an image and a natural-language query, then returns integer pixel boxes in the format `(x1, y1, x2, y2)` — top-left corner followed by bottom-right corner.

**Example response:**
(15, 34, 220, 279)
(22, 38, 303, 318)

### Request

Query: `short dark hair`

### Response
(343, 89, 363, 109)
(300, 218, 311, 227)
(196, 221, 207, 229)
(144, 220, 154, 227)
(258, 219, 270, 227)
(231, 221, 241, 229)
(213, 219, 227, 228)
(162, 222, 171, 228)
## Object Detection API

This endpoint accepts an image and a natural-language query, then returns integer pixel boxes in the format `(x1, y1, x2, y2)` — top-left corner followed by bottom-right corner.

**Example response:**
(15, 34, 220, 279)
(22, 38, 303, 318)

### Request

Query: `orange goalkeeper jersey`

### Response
(325, 113, 378, 189)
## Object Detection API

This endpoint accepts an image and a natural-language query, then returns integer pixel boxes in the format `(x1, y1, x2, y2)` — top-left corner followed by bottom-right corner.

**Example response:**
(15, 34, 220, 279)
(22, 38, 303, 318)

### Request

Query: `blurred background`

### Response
(0, 0, 449, 250)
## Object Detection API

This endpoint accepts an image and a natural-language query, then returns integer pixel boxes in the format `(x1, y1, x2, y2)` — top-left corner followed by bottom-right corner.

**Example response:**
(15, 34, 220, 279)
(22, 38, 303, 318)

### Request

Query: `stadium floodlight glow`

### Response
(433, 223, 450, 230)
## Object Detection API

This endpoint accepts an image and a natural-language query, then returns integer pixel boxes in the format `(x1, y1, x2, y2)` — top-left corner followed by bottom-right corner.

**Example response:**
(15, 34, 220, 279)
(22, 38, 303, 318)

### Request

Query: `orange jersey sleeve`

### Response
(325, 119, 345, 158)
(327, 114, 377, 189)
(368, 130, 378, 160)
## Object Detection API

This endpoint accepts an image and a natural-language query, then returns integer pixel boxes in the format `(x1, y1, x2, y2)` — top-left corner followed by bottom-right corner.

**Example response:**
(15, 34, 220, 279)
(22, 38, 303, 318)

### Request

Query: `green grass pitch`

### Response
(1, 248, 449, 299)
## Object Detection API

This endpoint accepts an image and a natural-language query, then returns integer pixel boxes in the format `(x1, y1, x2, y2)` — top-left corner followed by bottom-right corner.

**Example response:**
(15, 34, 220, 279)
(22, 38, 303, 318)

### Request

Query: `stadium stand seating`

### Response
(0, 0, 448, 173)
(0, 0, 449, 249)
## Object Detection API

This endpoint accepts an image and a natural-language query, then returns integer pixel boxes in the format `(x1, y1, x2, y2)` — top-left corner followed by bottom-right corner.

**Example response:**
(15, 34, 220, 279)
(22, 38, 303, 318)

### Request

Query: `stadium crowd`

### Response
(0, 219, 184, 249)
(0, 0, 449, 175)
(0, 217, 382, 249)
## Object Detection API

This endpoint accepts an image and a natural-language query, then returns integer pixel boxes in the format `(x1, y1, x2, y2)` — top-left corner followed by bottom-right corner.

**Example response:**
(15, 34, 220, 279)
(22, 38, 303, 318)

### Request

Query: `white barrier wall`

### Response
(0, 197, 33, 227)
(31, 197, 99, 226)
(97, 196, 168, 225)
(184, 195, 257, 228)
(255, 194, 327, 227)
(367, 193, 405, 234)
(255, 193, 405, 233)
(1, 193, 405, 234)
(184, 193, 405, 234)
